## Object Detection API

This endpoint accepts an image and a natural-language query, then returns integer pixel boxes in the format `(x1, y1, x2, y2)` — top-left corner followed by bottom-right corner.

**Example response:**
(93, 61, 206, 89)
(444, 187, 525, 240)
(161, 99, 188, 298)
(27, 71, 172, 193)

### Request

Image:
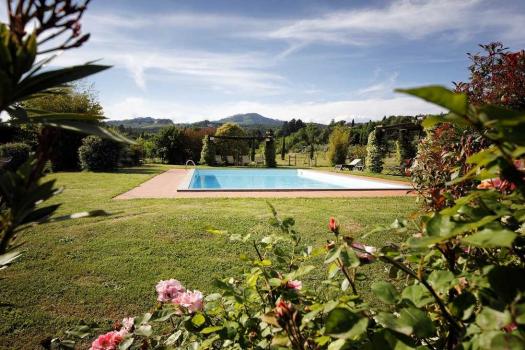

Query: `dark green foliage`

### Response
(395, 129, 416, 165)
(0, 142, 31, 171)
(264, 138, 276, 167)
(154, 126, 191, 164)
(120, 143, 144, 166)
(214, 123, 249, 157)
(200, 136, 215, 165)
(48, 130, 84, 171)
(365, 130, 384, 173)
(280, 137, 286, 160)
(0, 123, 39, 148)
(78, 136, 121, 171)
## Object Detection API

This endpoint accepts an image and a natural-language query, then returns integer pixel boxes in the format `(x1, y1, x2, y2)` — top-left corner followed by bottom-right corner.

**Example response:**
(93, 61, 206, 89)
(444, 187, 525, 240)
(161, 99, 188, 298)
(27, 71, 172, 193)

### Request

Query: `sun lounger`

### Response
(255, 155, 264, 166)
(241, 155, 251, 166)
(335, 158, 363, 171)
(226, 155, 235, 165)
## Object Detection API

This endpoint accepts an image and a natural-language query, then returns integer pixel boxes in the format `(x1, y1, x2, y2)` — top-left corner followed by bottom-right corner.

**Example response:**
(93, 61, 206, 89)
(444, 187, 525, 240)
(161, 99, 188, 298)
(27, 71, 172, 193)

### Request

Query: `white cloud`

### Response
(260, 0, 525, 46)
(51, 44, 286, 94)
(358, 72, 399, 96)
(103, 95, 444, 124)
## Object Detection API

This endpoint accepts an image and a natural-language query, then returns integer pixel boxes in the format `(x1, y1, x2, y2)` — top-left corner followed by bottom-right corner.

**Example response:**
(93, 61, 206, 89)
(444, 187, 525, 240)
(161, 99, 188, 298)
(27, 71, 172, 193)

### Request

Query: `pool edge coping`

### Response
(178, 168, 412, 192)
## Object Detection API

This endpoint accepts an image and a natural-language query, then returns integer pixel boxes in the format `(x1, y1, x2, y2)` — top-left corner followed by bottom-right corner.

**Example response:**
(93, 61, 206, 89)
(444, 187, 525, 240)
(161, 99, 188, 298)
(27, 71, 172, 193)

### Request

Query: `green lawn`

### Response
(0, 164, 418, 349)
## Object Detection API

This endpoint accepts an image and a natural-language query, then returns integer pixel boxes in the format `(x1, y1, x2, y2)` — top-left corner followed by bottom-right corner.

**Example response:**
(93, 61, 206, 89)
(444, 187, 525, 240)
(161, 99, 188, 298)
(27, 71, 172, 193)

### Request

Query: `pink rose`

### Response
(90, 331, 123, 350)
(286, 280, 302, 290)
(174, 290, 204, 313)
(156, 279, 185, 302)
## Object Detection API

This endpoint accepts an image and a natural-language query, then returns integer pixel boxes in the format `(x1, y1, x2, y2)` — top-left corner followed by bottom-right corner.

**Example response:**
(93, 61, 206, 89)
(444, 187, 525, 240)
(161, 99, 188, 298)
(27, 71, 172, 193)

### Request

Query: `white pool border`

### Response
(177, 168, 411, 192)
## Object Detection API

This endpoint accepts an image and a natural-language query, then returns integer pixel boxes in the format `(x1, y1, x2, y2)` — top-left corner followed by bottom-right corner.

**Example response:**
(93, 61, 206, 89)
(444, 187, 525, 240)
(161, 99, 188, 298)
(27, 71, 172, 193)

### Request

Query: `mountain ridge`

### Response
(107, 113, 285, 129)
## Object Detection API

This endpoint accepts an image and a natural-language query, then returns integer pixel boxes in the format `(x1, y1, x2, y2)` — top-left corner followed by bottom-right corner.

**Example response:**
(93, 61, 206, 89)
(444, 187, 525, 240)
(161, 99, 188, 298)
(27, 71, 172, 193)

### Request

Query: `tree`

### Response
(454, 42, 525, 110)
(365, 129, 384, 173)
(200, 136, 215, 165)
(280, 137, 286, 161)
(22, 85, 103, 171)
(214, 123, 248, 157)
(154, 126, 190, 164)
(264, 135, 276, 168)
(327, 126, 350, 166)
(303, 123, 318, 160)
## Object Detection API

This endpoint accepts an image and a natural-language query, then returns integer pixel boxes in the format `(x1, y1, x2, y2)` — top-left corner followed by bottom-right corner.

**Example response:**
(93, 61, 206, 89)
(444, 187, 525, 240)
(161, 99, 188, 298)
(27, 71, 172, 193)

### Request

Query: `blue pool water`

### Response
(183, 169, 409, 191)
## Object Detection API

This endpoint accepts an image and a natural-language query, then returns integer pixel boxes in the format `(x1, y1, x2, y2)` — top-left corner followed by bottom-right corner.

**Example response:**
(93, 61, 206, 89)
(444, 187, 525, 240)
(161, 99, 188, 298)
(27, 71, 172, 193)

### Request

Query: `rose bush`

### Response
(55, 86, 525, 350)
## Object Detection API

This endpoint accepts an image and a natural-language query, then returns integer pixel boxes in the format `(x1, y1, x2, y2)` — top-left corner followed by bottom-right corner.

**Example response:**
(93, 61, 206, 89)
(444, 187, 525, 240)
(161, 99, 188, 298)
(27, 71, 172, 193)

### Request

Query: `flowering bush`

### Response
(55, 86, 525, 350)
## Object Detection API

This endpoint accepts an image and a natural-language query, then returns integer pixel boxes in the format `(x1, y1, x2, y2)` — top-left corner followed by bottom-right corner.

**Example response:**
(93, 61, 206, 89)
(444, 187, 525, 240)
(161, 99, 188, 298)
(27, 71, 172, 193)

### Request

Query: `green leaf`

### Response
(118, 337, 134, 350)
(401, 284, 433, 307)
(490, 333, 525, 350)
(325, 308, 368, 340)
(372, 281, 399, 305)
(427, 270, 455, 293)
(0, 250, 22, 267)
(37, 120, 134, 143)
(450, 291, 476, 321)
(398, 307, 435, 338)
(396, 86, 468, 116)
(325, 245, 342, 264)
(327, 339, 349, 350)
(476, 308, 511, 331)
(377, 308, 435, 338)
(65, 325, 92, 339)
(462, 224, 517, 248)
(150, 309, 177, 322)
(14, 64, 110, 102)
(191, 313, 206, 327)
(285, 265, 315, 280)
(164, 330, 182, 345)
(201, 325, 223, 334)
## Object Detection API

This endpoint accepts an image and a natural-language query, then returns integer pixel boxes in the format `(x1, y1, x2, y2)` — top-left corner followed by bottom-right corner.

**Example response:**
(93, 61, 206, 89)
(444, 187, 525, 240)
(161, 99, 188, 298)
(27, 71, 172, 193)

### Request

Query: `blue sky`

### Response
(35, 0, 525, 123)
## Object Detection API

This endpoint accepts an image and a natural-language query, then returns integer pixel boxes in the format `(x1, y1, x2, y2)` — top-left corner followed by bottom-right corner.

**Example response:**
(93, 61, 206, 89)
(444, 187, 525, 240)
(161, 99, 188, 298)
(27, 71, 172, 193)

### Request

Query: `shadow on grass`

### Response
(115, 165, 165, 175)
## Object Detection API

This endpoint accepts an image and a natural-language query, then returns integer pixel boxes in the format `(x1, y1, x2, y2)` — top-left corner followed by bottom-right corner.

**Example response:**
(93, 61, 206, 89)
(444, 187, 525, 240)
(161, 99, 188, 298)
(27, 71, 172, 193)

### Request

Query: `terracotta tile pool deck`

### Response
(115, 169, 414, 199)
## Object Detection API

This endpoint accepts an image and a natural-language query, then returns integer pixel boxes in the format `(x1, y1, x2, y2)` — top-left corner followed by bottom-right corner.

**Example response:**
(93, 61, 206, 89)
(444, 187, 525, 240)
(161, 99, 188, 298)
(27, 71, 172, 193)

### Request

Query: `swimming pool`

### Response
(178, 169, 410, 191)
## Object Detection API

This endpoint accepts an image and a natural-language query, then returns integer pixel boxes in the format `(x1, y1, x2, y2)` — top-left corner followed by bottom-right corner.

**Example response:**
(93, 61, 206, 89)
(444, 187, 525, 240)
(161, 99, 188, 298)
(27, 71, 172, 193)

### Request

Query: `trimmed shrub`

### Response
(280, 137, 286, 161)
(264, 138, 276, 168)
(200, 136, 215, 165)
(78, 136, 121, 171)
(154, 126, 190, 164)
(215, 123, 249, 157)
(0, 142, 31, 171)
(327, 126, 350, 165)
(365, 130, 384, 173)
(49, 129, 84, 171)
(120, 143, 144, 166)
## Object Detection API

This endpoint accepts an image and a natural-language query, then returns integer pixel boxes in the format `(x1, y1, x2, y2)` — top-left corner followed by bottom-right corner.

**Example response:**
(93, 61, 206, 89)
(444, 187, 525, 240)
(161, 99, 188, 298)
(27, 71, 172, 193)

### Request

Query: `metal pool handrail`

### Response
(185, 160, 196, 169)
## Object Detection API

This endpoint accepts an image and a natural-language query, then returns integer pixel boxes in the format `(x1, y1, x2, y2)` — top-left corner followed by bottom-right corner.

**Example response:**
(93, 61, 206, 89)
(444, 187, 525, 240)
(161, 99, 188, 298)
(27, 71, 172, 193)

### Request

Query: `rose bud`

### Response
(275, 299, 293, 321)
(329, 217, 339, 236)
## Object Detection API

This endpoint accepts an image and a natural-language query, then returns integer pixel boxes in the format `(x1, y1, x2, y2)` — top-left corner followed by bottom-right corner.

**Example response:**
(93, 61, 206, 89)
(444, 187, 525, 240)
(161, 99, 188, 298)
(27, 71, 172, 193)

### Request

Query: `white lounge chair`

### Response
(335, 158, 363, 171)
(226, 155, 235, 165)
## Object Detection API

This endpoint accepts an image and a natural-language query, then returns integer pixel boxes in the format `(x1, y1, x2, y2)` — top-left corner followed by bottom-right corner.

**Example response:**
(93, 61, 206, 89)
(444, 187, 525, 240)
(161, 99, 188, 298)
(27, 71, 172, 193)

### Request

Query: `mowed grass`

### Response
(0, 164, 418, 349)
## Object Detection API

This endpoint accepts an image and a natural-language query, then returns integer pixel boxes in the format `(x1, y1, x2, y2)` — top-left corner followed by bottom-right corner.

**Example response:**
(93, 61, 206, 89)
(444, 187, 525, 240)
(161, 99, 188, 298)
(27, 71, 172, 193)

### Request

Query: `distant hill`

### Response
(108, 113, 285, 132)
(107, 117, 174, 129)
(216, 113, 284, 127)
